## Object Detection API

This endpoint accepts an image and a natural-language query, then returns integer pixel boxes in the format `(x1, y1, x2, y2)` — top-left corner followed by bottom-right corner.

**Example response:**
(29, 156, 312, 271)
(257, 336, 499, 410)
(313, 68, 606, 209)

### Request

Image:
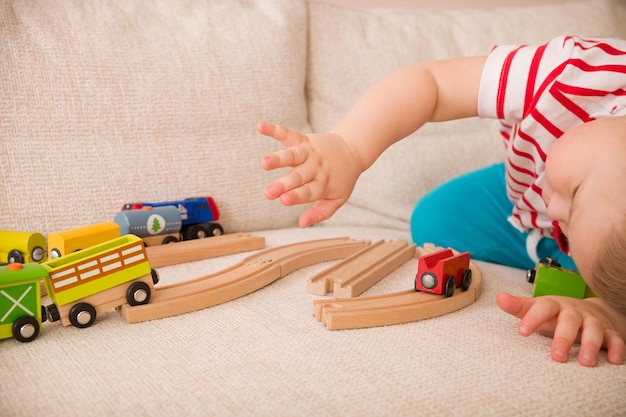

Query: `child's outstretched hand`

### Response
(258, 122, 365, 228)
(496, 292, 625, 366)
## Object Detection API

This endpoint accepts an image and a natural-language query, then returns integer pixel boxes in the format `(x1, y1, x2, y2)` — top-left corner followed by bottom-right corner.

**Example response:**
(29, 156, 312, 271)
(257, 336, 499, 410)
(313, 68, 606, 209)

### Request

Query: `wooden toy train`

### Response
(0, 196, 220, 343)
(0, 235, 158, 342)
(0, 196, 223, 264)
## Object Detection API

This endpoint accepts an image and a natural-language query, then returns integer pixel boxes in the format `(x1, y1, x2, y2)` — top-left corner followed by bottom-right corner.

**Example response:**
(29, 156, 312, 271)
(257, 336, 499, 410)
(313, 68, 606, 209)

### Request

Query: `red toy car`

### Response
(415, 249, 472, 297)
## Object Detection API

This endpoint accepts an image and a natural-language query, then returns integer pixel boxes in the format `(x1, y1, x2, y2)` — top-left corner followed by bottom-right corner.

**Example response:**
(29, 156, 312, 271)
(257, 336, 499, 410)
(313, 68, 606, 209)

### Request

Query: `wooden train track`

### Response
(307, 240, 416, 298)
(312, 245, 483, 330)
(145, 233, 266, 268)
(120, 237, 370, 323)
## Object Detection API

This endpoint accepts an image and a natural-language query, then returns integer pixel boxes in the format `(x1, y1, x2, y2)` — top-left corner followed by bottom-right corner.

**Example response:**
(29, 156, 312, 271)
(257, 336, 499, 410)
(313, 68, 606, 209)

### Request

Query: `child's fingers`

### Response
(278, 178, 327, 206)
(516, 297, 560, 337)
(604, 329, 626, 365)
(495, 292, 532, 318)
(264, 161, 322, 201)
(257, 122, 307, 147)
(549, 308, 583, 363)
(574, 316, 604, 366)
(261, 146, 310, 171)
(299, 200, 343, 228)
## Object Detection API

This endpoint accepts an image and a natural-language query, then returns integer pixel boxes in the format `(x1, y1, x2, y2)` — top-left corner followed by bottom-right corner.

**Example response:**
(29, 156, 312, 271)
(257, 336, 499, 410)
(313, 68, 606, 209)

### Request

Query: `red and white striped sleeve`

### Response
(479, 35, 626, 123)
(477, 36, 626, 236)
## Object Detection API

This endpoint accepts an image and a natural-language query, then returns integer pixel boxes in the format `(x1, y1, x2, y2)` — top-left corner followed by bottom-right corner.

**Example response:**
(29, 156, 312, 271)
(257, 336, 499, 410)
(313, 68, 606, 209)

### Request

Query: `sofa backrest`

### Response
(0, 0, 310, 235)
(1, 0, 624, 237)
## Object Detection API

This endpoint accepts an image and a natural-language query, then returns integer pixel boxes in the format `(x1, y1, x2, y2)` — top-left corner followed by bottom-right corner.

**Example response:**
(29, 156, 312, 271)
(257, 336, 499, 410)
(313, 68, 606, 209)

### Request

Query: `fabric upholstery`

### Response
(0, 0, 309, 235)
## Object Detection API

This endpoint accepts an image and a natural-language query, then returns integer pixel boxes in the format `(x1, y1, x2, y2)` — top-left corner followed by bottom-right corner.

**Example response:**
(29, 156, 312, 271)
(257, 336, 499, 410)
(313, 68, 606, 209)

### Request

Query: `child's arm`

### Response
(259, 56, 486, 227)
(496, 292, 626, 366)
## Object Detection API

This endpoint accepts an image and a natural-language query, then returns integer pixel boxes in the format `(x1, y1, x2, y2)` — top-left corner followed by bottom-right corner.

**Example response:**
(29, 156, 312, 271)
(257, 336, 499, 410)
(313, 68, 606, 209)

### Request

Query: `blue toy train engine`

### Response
(117, 197, 223, 245)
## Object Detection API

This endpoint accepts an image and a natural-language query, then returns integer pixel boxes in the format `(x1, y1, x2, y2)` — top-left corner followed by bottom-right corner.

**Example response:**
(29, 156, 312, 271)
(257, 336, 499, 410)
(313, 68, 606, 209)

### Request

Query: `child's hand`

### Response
(496, 292, 625, 366)
(258, 122, 364, 228)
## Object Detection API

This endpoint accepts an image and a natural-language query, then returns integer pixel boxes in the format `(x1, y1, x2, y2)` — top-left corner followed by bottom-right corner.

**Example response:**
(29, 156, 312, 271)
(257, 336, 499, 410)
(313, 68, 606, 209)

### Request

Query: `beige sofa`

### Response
(2, 1, 625, 416)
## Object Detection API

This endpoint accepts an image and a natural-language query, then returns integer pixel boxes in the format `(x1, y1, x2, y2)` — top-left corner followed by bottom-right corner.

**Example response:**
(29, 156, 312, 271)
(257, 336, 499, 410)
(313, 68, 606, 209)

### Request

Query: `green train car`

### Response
(0, 263, 47, 342)
(527, 258, 596, 299)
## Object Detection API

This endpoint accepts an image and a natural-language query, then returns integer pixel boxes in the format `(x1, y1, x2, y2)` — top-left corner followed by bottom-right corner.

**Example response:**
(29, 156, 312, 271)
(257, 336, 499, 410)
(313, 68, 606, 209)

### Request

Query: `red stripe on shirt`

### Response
(497, 46, 525, 119)
(524, 44, 546, 117)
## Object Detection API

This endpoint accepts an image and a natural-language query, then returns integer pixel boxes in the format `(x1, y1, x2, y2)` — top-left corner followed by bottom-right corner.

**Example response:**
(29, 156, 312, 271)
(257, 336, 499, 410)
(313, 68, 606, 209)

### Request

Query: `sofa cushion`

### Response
(307, 0, 625, 230)
(0, 0, 309, 235)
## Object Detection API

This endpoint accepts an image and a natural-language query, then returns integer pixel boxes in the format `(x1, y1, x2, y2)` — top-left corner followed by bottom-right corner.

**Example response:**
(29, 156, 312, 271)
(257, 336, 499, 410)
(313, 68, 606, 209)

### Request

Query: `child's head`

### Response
(543, 115, 626, 316)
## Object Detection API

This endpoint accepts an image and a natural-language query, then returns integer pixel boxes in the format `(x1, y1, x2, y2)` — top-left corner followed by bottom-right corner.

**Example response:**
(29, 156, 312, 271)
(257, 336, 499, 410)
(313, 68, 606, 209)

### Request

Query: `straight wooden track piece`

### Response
(120, 237, 371, 323)
(312, 244, 483, 330)
(145, 233, 266, 268)
(307, 240, 416, 298)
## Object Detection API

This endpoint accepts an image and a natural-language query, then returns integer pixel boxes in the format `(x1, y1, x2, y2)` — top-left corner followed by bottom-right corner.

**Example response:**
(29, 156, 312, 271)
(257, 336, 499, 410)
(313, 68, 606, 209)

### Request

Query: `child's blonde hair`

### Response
(592, 219, 626, 317)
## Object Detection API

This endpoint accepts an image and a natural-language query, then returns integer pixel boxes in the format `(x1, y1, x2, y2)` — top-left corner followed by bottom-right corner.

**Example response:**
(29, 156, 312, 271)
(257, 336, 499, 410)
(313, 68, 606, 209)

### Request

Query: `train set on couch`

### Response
(0, 196, 222, 264)
(0, 194, 591, 343)
(0, 196, 222, 342)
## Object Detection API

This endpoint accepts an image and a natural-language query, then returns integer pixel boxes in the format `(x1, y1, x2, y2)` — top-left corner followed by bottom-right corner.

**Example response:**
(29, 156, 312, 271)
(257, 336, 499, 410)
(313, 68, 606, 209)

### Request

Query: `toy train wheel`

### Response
(31, 246, 45, 262)
(7, 250, 24, 264)
(417, 272, 437, 291)
(461, 269, 472, 291)
(161, 236, 178, 244)
(526, 269, 536, 283)
(12, 316, 40, 343)
(444, 276, 456, 298)
(69, 303, 97, 328)
(151, 268, 160, 285)
(188, 225, 207, 240)
(41, 305, 48, 323)
(46, 304, 60, 322)
(207, 223, 224, 237)
(126, 282, 151, 306)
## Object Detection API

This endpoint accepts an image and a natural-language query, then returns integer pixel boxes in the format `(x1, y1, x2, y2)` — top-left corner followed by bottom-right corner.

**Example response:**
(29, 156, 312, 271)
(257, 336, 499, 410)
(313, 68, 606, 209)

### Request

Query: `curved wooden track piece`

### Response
(312, 245, 483, 330)
(145, 233, 266, 268)
(120, 237, 371, 323)
(307, 240, 416, 298)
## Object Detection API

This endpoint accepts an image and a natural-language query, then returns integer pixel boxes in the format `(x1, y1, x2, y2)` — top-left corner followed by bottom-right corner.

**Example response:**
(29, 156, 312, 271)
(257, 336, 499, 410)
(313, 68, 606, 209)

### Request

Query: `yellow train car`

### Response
(47, 221, 121, 259)
(43, 234, 157, 328)
(0, 230, 47, 264)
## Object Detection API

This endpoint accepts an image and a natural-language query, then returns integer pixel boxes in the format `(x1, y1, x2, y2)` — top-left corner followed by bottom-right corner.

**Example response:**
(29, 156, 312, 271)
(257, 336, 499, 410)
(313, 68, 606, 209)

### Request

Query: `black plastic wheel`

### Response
(151, 268, 160, 285)
(207, 223, 224, 237)
(7, 250, 24, 264)
(12, 316, 40, 343)
(461, 270, 472, 291)
(69, 303, 97, 328)
(444, 276, 456, 298)
(126, 281, 151, 306)
(46, 304, 61, 322)
(161, 236, 178, 244)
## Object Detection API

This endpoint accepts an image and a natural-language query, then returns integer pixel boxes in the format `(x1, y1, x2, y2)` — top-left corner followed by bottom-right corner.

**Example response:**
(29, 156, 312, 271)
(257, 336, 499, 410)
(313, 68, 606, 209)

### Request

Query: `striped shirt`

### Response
(477, 36, 626, 252)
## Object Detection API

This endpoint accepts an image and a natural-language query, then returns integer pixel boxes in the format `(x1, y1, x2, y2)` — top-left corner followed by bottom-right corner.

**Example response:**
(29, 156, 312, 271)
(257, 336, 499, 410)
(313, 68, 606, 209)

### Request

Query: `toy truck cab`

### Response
(415, 249, 472, 297)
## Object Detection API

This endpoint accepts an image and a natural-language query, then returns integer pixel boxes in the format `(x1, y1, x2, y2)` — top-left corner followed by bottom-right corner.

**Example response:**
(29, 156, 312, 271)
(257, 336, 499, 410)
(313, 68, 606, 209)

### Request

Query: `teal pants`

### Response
(410, 163, 576, 271)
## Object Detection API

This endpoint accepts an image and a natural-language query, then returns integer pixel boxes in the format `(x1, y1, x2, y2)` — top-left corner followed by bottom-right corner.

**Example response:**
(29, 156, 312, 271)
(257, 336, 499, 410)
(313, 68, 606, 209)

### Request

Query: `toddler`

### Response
(258, 35, 626, 367)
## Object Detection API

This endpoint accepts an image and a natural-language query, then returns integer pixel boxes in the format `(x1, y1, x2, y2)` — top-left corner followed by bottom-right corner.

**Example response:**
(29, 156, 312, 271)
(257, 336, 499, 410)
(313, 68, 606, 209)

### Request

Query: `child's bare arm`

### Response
(259, 56, 486, 227)
(332, 56, 485, 171)
(496, 292, 626, 366)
